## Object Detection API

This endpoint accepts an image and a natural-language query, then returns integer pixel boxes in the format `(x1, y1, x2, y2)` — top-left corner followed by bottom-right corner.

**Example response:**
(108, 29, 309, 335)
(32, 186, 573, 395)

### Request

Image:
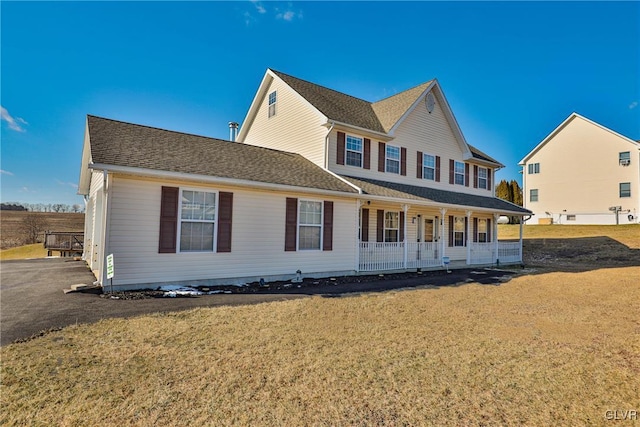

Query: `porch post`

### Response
(519, 217, 524, 263)
(403, 204, 409, 269)
(494, 213, 500, 263)
(440, 208, 447, 266)
(356, 200, 363, 272)
(466, 210, 473, 265)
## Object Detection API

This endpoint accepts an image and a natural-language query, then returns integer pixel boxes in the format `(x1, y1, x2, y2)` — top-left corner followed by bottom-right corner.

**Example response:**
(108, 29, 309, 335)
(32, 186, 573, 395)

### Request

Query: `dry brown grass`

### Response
(0, 243, 47, 260)
(499, 224, 640, 249)
(2, 266, 639, 426)
(0, 211, 84, 249)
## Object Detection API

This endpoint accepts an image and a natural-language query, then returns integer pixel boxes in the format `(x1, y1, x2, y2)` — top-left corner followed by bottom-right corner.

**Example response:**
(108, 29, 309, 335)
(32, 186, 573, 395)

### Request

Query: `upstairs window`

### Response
(620, 182, 631, 198)
(454, 161, 465, 185)
(298, 200, 322, 250)
(180, 190, 216, 252)
(423, 154, 436, 180)
(530, 189, 539, 202)
(386, 145, 400, 174)
(346, 135, 363, 167)
(268, 91, 277, 118)
(619, 152, 631, 166)
(528, 163, 540, 174)
(478, 167, 488, 189)
(384, 211, 399, 242)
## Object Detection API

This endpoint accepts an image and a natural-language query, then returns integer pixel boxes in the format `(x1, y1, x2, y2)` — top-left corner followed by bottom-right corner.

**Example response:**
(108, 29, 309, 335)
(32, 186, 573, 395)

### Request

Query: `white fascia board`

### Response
(88, 163, 360, 199)
(236, 71, 273, 142)
(77, 120, 92, 196)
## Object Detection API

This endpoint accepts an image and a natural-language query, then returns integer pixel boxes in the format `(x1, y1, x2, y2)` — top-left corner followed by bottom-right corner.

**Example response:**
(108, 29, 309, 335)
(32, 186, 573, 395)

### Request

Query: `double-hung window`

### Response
(423, 154, 436, 180)
(477, 219, 488, 243)
(268, 91, 277, 118)
(528, 163, 540, 174)
(298, 200, 322, 250)
(454, 161, 465, 185)
(180, 190, 216, 252)
(620, 183, 631, 198)
(453, 217, 465, 246)
(386, 145, 400, 174)
(530, 189, 539, 202)
(346, 135, 363, 167)
(478, 167, 488, 189)
(384, 211, 399, 242)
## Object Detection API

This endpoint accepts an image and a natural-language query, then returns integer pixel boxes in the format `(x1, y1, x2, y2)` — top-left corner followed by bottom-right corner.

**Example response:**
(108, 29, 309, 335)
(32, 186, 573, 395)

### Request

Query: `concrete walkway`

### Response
(0, 258, 514, 346)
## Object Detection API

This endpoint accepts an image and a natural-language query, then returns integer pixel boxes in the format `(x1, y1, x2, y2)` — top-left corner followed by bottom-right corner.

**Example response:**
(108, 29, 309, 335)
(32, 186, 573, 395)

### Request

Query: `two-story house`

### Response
(78, 69, 530, 291)
(520, 113, 640, 225)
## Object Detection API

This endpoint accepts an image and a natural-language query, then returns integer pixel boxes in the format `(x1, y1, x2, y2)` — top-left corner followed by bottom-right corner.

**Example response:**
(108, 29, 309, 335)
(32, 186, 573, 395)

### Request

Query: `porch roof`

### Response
(342, 176, 532, 215)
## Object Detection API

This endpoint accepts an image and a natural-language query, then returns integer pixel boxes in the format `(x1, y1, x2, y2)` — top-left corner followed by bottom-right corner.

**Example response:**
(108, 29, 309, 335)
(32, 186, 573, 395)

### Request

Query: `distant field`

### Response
(0, 211, 84, 249)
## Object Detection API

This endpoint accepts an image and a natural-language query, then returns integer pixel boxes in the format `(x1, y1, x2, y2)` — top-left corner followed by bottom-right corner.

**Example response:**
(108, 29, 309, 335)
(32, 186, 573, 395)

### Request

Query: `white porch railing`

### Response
(469, 242, 495, 265)
(359, 242, 404, 271)
(406, 242, 440, 269)
(497, 241, 522, 264)
(359, 240, 522, 272)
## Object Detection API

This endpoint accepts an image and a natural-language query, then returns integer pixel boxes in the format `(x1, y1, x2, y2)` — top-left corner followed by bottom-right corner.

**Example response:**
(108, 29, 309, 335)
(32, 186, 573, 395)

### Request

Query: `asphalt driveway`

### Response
(1, 258, 515, 346)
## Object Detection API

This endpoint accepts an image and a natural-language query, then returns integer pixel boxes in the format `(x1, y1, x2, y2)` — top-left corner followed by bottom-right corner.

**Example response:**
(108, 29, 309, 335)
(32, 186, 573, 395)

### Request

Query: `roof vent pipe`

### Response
(228, 122, 239, 142)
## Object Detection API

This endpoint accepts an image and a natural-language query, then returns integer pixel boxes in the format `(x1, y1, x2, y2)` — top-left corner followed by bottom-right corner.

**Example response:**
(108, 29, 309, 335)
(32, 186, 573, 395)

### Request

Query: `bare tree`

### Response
(72, 204, 82, 213)
(19, 215, 49, 244)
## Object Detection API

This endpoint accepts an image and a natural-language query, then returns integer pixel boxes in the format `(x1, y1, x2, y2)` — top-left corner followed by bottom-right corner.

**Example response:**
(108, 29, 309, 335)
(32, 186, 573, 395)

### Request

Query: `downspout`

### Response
(324, 121, 335, 169)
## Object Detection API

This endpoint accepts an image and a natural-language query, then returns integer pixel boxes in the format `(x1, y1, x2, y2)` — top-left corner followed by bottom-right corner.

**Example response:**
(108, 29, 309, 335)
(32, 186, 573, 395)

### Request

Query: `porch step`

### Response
(63, 283, 102, 294)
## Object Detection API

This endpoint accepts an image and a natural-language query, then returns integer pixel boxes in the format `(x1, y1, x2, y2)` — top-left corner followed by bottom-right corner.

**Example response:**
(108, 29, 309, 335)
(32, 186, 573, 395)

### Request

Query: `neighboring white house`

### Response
(78, 69, 531, 291)
(519, 113, 640, 225)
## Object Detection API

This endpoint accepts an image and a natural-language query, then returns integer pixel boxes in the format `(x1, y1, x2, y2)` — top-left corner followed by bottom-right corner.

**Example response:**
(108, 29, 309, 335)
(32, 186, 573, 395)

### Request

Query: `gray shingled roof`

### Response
(87, 115, 358, 194)
(371, 81, 433, 132)
(468, 145, 502, 165)
(342, 176, 531, 214)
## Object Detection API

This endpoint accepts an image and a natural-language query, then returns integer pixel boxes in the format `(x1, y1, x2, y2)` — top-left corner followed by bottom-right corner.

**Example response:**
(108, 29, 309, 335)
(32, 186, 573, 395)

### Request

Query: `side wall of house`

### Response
(105, 176, 358, 289)
(523, 117, 640, 225)
(84, 171, 105, 277)
(328, 90, 495, 196)
(240, 76, 328, 167)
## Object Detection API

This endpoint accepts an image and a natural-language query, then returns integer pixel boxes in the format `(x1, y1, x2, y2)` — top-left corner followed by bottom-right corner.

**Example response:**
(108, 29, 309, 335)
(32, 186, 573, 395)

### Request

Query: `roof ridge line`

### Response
(270, 69, 374, 104)
(371, 79, 435, 104)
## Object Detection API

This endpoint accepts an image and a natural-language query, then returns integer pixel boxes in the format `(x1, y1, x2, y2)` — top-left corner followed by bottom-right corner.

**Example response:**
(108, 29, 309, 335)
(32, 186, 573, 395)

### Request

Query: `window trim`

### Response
(528, 163, 540, 174)
(422, 153, 436, 181)
(385, 144, 401, 174)
(177, 188, 218, 253)
(384, 211, 400, 243)
(619, 182, 631, 198)
(453, 216, 465, 247)
(477, 166, 488, 190)
(297, 199, 323, 251)
(477, 218, 488, 243)
(530, 188, 539, 202)
(268, 90, 277, 118)
(454, 161, 465, 185)
(345, 134, 363, 168)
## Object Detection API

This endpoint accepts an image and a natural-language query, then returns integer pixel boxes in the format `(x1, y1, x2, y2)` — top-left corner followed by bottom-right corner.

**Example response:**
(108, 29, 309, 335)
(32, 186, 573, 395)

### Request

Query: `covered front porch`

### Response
(355, 201, 525, 272)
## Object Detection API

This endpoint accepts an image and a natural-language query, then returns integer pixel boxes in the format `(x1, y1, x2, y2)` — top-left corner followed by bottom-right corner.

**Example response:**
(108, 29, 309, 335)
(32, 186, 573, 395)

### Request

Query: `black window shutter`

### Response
(448, 215, 454, 247)
(417, 151, 423, 179)
(449, 159, 455, 184)
(473, 217, 478, 243)
(159, 186, 179, 253)
(378, 142, 386, 172)
(323, 201, 333, 251)
(400, 147, 407, 176)
(464, 216, 468, 246)
(487, 169, 492, 191)
(217, 192, 233, 252)
(363, 138, 371, 169)
(436, 156, 441, 182)
(487, 218, 492, 242)
(337, 132, 345, 165)
(399, 211, 405, 242)
(285, 198, 298, 251)
(377, 210, 384, 242)
(361, 208, 369, 242)
(465, 163, 470, 187)
(474, 165, 479, 188)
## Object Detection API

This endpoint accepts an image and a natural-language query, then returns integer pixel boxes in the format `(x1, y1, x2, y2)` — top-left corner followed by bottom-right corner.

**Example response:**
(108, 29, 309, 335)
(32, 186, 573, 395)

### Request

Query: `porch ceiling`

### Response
(342, 175, 531, 215)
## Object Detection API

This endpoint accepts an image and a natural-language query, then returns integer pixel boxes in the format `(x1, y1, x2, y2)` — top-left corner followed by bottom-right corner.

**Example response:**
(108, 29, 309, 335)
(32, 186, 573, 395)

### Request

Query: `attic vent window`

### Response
(619, 151, 630, 166)
(268, 91, 277, 118)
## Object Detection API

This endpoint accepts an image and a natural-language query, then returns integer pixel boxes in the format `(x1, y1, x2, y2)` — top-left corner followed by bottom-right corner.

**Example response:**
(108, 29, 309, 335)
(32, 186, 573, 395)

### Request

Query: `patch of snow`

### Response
(159, 285, 203, 297)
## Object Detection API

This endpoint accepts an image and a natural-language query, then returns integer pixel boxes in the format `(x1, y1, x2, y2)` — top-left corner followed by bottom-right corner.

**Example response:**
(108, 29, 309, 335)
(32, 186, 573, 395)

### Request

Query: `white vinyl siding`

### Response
(104, 177, 357, 288)
(241, 77, 327, 167)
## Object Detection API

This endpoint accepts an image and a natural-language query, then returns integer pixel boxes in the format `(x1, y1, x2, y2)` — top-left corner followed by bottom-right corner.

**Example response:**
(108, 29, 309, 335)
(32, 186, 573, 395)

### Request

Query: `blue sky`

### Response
(2, 1, 638, 206)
